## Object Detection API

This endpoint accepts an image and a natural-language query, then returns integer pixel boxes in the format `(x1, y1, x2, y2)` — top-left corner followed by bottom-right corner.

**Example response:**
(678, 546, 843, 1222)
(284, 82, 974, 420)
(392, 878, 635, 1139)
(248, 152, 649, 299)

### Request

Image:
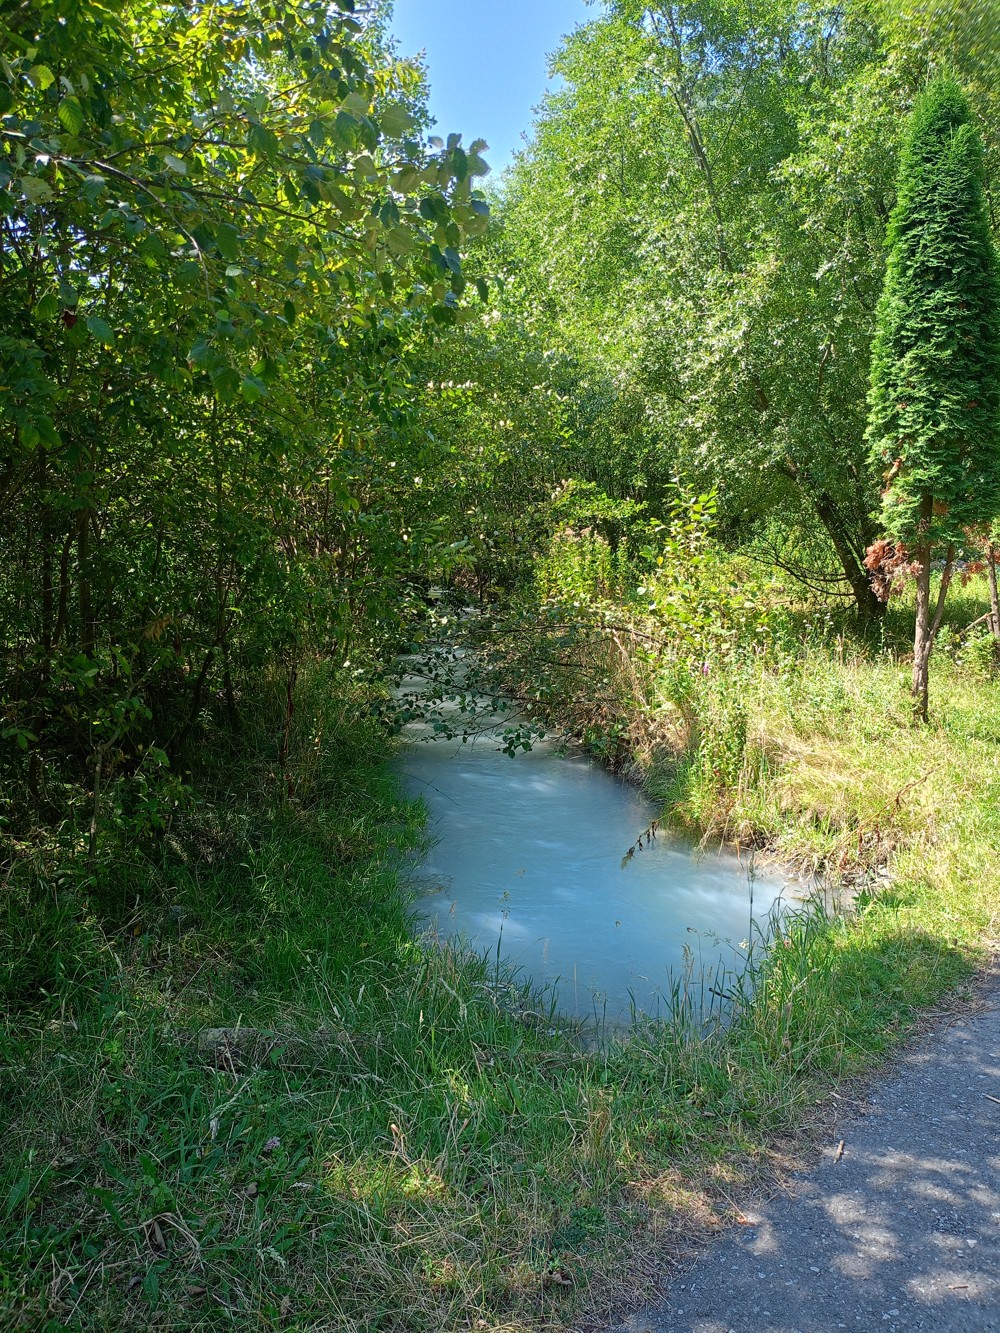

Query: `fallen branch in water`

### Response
(621, 819, 659, 868)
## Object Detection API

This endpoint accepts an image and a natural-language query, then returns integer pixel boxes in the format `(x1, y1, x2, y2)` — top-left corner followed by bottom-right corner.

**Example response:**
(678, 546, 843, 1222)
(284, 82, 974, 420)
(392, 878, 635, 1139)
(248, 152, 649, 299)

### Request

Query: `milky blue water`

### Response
(397, 657, 794, 1025)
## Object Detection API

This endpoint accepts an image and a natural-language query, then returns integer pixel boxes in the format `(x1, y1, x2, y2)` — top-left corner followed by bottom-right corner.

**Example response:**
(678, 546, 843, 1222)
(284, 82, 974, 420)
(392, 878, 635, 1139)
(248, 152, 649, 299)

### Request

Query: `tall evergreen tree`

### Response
(866, 77, 1000, 721)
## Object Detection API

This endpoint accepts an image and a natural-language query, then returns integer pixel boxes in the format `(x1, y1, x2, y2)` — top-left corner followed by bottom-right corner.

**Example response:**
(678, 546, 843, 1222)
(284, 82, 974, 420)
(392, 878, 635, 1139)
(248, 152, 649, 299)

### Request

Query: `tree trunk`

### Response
(88, 746, 104, 860)
(846, 557, 885, 623)
(78, 511, 95, 659)
(988, 544, 1000, 667)
(222, 637, 240, 732)
(912, 535, 932, 724)
(176, 645, 216, 751)
(32, 448, 53, 805)
(911, 497, 955, 723)
(39, 450, 53, 662)
(280, 659, 298, 799)
(812, 492, 884, 621)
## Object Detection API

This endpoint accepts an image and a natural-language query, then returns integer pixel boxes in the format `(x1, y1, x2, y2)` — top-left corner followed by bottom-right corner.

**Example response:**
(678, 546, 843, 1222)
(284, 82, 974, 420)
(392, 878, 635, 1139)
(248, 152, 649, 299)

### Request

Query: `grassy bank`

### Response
(499, 537, 999, 950)
(3, 614, 998, 1330)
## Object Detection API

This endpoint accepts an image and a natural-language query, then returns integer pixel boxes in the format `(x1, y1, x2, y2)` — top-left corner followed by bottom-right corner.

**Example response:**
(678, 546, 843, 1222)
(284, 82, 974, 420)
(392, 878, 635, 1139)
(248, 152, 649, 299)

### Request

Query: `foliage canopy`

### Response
(867, 77, 1000, 546)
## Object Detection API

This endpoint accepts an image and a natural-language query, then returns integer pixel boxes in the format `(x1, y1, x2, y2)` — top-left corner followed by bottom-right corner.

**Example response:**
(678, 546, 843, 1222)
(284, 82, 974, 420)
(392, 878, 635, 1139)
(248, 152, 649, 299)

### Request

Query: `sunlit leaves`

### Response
(497, 0, 1000, 613)
(26, 65, 55, 91)
(1, 0, 491, 407)
(57, 96, 84, 136)
(20, 176, 55, 205)
(379, 104, 416, 139)
(0, 0, 499, 826)
(387, 227, 417, 258)
(393, 166, 422, 193)
(248, 122, 281, 160)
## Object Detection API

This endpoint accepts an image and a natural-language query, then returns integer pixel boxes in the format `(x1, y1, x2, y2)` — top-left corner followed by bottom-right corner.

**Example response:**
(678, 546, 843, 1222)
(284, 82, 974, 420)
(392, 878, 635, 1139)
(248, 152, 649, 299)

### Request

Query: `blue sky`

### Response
(389, 0, 593, 175)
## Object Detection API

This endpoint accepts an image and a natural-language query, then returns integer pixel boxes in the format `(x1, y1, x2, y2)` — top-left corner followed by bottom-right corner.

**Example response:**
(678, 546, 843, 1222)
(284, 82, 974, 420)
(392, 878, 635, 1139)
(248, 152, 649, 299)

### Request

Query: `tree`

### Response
(0, 0, 491, 844)
(495, 2, 1000, 621)
(499, 0, 893, 617)
(866, 78, 1000, 721)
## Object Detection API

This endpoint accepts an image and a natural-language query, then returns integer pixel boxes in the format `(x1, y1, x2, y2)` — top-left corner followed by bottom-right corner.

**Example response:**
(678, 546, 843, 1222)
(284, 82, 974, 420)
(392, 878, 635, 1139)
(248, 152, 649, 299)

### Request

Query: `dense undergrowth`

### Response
(4, 555, 997, 1330)
(5, 5, 1000, 1329)
(500, 519, 1000, 931)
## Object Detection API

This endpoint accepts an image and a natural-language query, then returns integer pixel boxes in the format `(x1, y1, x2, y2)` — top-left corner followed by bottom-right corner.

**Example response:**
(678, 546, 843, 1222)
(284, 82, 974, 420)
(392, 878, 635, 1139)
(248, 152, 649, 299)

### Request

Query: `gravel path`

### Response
(604, 989, 1000, 1333)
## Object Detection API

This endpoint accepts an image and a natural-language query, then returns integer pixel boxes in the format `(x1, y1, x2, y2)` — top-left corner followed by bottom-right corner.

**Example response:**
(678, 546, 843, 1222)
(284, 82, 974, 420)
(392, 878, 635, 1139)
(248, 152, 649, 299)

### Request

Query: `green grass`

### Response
(661, 638, 1000, 951)
(3, 608, 999, 1331)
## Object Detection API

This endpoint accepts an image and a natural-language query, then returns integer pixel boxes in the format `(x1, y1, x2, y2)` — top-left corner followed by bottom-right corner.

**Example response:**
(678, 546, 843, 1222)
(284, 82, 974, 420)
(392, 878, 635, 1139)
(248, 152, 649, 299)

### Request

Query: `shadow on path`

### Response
(606, 992, 1000, 1333)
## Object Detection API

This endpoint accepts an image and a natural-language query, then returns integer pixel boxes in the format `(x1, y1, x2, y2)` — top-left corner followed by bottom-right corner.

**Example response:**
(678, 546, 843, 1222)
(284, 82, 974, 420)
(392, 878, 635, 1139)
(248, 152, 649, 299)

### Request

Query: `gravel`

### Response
(602, 989, 1000, 1333)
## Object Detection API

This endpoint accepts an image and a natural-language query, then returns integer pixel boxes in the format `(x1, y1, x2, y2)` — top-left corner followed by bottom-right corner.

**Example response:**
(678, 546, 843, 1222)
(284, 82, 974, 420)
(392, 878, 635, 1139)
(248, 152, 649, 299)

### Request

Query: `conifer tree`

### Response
(867, 78, 1000, 721)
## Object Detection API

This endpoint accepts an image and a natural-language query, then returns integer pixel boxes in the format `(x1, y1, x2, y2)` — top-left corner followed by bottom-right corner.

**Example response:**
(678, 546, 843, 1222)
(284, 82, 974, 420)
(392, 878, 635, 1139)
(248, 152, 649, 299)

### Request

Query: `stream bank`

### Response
(396, 647, 796, 1026)
(5, 650, 992, 1333)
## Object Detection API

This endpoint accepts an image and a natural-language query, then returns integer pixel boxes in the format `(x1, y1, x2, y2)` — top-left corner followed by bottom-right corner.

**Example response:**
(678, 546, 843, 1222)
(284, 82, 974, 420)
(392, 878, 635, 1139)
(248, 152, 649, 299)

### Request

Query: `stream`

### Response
(397, 652, 796, 1027)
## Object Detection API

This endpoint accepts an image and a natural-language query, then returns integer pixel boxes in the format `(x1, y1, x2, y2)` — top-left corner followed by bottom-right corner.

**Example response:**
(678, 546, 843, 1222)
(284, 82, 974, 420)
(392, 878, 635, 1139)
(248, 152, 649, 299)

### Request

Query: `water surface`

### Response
(398, 660, 792, 1025)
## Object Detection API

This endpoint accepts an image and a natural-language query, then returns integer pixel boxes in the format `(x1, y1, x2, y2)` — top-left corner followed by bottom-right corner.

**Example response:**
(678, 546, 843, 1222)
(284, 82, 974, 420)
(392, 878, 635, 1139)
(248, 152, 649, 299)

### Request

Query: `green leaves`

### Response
(26, 64, 55, 91)
(378, 104, 415, 139)
(85, 315, 115, 346)
(57, 95, 85, 136)
(387, 227, 417, 258)
(419, 195, 450, 225)
(393, 165, 422, 193)
(239, 375, 268, 404)
(20, 176, 54, 205)
(248, 122, 280, 159)
(32, 291, 60, 322)
(496, 0, 982, 615)
(215, 223, 240, 261)
(0, 0, 492, 820)
(867, 77, 1000, 544)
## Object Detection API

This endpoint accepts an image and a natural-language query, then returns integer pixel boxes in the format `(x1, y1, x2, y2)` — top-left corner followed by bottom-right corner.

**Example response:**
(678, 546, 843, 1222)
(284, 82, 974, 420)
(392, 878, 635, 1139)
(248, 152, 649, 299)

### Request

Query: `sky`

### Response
(389, 0, 593, 176)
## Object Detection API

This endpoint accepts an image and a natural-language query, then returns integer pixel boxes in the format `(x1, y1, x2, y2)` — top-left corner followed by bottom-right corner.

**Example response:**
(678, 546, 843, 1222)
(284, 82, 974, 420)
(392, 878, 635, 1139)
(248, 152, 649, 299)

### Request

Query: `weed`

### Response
(3, 597, 999, 1331)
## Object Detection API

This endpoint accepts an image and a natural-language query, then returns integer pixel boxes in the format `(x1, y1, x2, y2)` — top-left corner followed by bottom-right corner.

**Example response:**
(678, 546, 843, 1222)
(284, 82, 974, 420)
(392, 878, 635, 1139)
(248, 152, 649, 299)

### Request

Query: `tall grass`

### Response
(3, 586, 999, 1331)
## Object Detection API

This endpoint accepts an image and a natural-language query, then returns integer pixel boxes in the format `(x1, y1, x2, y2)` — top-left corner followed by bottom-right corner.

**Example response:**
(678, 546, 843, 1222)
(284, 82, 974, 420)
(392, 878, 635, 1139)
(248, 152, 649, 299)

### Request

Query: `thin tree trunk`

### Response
(39, 450, 53, 663)
(79, 511, 95, 659)
(929, 545, 955, 646)
(912, 535, 932, 723)
(222, 637, 240, 732)
(32, 448, 53, 804)
(88, 747, 104, 860)
(911, 498, 955, 723)
(280, 659, 298, 799)
(176, 645, 216, 751)
(778, 459, 882, 620)
(812, 491, 884, 621)
(210, 403, 240, 733)
(988, 544, 1000, 667)
(654, 9, 734, 273)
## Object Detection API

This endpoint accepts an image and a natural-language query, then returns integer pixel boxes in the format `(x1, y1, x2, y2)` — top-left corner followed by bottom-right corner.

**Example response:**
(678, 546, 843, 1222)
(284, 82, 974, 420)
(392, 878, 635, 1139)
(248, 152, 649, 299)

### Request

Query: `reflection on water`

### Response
(398, 667, 793, 1025)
